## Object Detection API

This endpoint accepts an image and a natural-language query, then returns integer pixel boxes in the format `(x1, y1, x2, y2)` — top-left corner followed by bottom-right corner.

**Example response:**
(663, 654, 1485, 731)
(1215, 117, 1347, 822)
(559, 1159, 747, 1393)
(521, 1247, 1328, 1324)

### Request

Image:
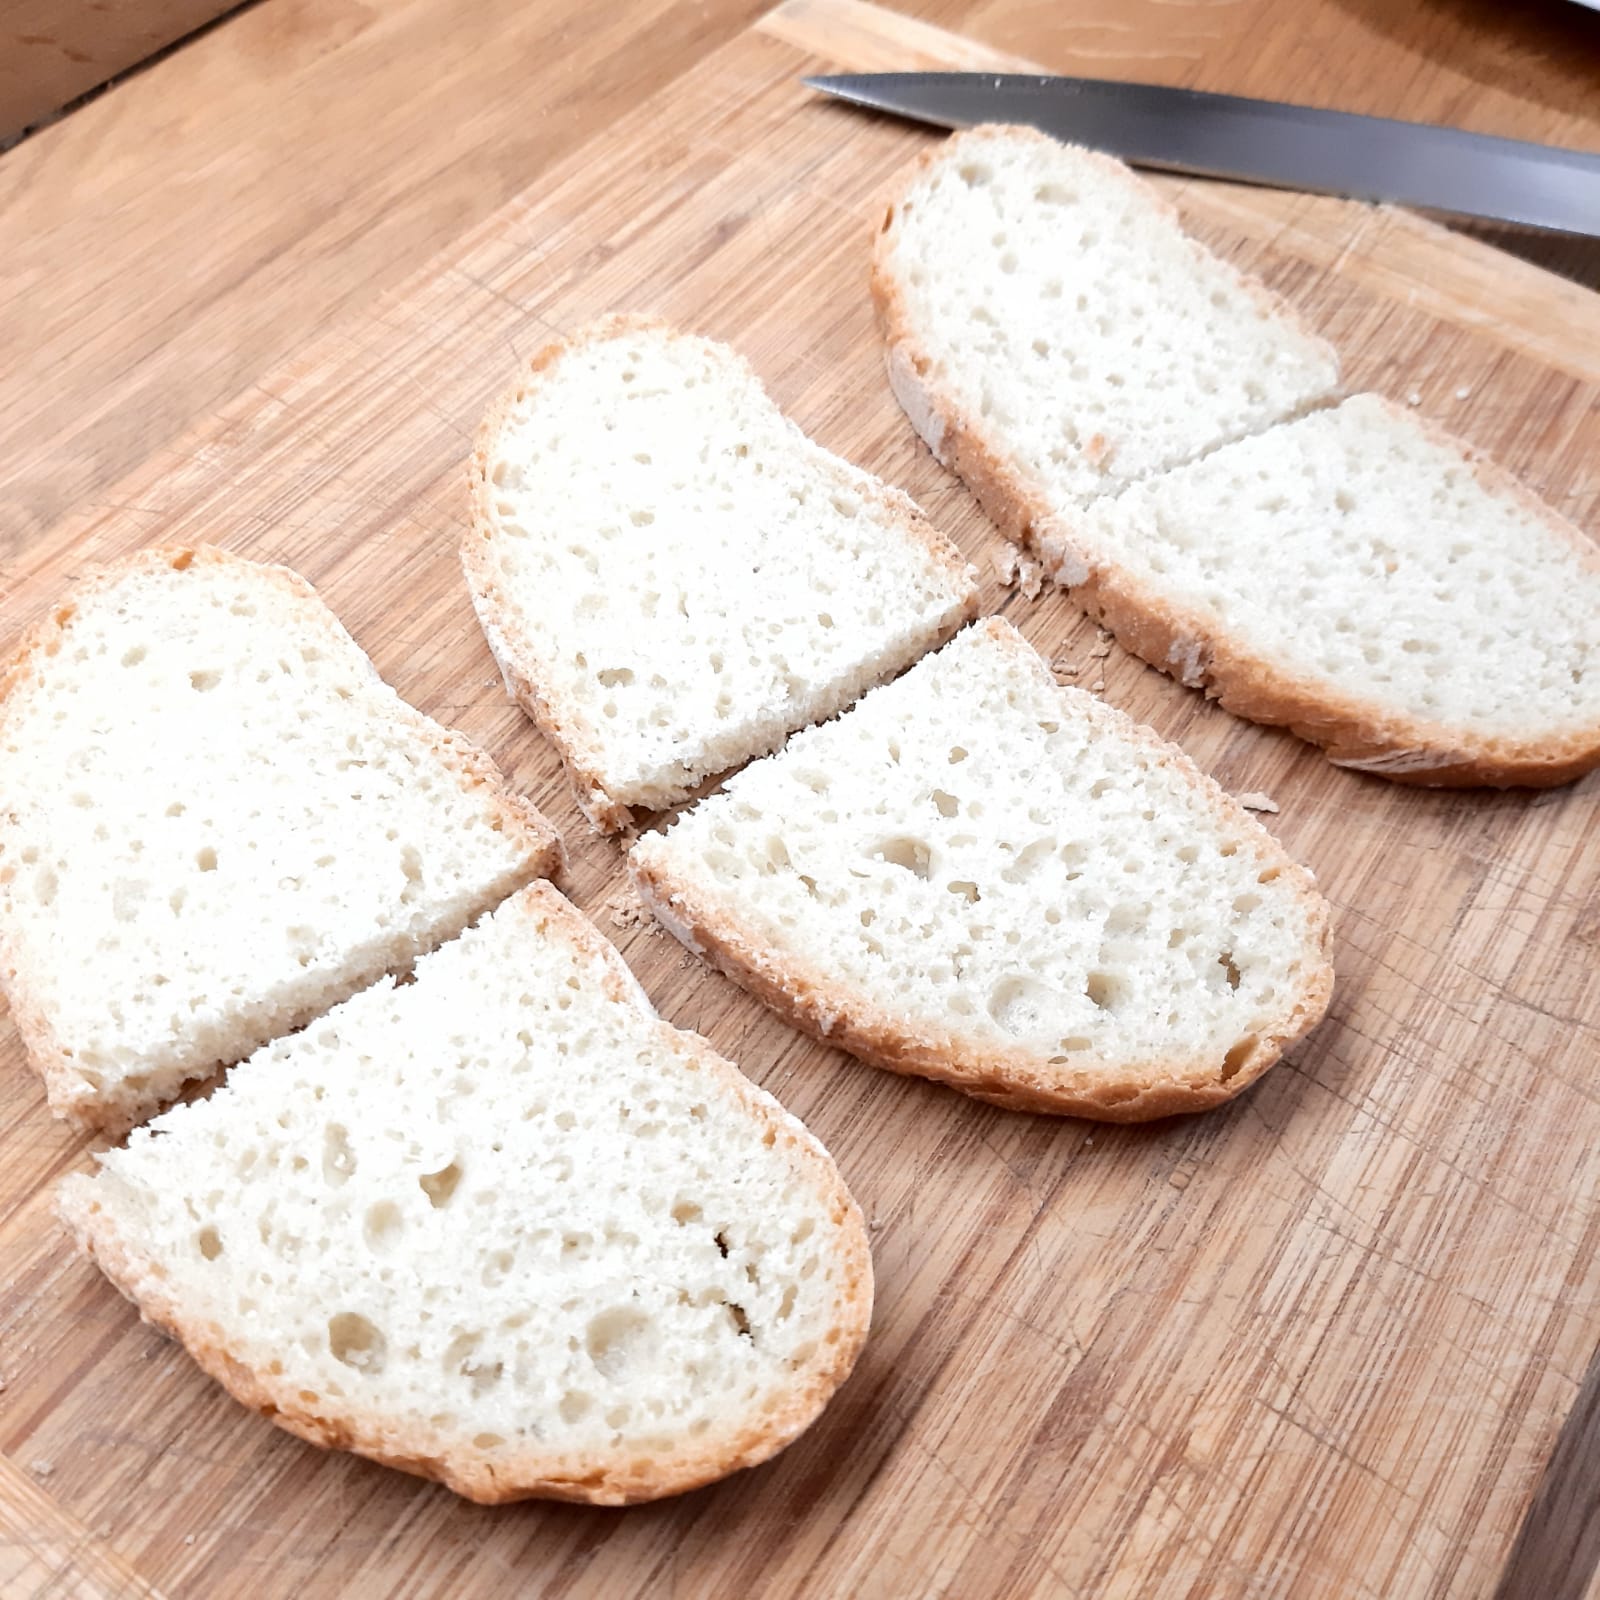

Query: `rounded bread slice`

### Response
(631, 619, 1334, 1120)
(59, 881, 873, 1505)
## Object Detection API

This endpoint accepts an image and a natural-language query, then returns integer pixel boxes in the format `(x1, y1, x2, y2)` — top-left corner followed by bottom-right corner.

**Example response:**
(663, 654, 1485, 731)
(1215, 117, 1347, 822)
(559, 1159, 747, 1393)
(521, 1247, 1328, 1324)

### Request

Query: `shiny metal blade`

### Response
(805, 73, 1600, 237)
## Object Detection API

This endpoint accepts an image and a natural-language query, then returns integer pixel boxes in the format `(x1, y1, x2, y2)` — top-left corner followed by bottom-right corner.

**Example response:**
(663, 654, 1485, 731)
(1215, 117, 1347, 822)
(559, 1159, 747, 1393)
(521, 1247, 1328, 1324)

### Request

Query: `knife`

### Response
(804, 73, 1600, 237)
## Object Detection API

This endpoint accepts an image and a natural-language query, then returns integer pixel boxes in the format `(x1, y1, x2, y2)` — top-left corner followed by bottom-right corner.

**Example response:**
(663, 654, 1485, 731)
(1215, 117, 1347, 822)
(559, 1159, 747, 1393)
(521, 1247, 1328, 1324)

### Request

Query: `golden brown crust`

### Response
(632, 619, 1335, 1122)
(462, 314, 979, 834)
(871, 129, 1599, 790)
(57, 881, 872, 1505)
(0, 545, 564, 1132)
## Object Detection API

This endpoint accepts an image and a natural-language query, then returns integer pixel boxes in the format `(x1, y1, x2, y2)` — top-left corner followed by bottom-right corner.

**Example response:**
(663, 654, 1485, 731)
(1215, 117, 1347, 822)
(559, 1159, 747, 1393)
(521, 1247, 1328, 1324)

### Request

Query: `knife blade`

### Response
(804, 73, 1600, 237)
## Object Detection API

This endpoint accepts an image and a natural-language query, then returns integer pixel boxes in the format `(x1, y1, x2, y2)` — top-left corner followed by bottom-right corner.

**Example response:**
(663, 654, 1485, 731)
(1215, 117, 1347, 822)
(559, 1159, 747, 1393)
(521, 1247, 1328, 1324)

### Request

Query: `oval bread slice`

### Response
(59, 881, 873, 1505)
(0, 546, 562, 1132)
(631, 619, 1334, 1120)
(464, 316, 979, 832)
(871, 124, 1340, 514)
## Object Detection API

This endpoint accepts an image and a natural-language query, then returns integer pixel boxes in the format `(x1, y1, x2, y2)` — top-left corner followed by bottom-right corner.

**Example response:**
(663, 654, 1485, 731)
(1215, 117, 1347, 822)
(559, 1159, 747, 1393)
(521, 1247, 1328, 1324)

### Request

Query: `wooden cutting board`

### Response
(2, 1, 1597, 1594)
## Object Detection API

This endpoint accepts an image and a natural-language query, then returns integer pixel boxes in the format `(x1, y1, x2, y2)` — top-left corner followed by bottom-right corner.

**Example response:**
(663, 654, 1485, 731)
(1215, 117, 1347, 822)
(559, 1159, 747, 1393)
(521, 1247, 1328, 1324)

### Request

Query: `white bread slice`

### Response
(872, 125, 1340, 524)
(631, 619, 1333, 1121)
(1070, 395, 1600, 787)
(0, 547, 562, 1133)
(59, 881, 872, 1505)
(464, 316, 980, 832)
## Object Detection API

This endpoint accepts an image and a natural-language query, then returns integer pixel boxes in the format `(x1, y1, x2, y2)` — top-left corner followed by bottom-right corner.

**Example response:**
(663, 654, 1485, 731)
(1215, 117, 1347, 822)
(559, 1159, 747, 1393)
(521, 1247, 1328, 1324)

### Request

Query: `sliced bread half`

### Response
(631, 619, 1334, 1120)
(0, 546, 562, 1132)
(59, 880, 872, 1505)
(464, 316, 980, 832)
(872, 124, 1340, 527)
(1067, 394, 1600, 786)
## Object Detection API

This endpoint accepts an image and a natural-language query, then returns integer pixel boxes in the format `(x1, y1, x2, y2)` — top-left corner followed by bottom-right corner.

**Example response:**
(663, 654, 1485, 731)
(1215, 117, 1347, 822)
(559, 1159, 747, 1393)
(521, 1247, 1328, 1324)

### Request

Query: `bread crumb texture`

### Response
(59, 883, 871, 1504)
(466, 317, 977, 826)
(632, 620, 1332, 1118)
(0, 547, 559, 1130)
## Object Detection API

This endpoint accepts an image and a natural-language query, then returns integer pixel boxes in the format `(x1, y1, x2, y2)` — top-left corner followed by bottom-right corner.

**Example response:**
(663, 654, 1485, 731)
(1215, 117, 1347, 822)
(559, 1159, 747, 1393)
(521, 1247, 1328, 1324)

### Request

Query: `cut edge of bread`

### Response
(56, 881, 874, 1506)
(631, 618, 1336, 1122)
(1047, 398, 1600, 790)
(0, 545, 566, 1133)
(462, 313, 981, 833)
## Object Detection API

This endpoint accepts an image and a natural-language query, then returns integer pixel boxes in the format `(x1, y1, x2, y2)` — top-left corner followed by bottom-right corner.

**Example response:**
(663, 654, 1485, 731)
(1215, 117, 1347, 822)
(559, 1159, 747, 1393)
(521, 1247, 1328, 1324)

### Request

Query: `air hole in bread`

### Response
(1084, 971, 1122, 1010)
(1000, 837, 1053, 883)
(871, 836, 931, 878)
(196, 1225, 223, 1260)
(1220, 1035, 1259, 1081)
(363, 1201, 402, 1252)
(328, 1312, 386, 1374)
(418, 1161, 462, 1208)
(988, 975, 1062, 1036)
(322, 1124, 355, 1186)
(586, 1305, 652, 1379)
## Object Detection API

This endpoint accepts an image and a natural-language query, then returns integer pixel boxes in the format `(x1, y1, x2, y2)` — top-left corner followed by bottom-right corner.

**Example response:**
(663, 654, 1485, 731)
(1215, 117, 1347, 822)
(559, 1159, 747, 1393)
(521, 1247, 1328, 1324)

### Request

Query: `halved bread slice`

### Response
(59, 881, 872, 1505)
(1071, 395, 1600, 787)
(631, 619, 1333, 1120)
(464, 316, 979, 832)
(872, 124, 1340, 520)
(0, 546, 562, 1132)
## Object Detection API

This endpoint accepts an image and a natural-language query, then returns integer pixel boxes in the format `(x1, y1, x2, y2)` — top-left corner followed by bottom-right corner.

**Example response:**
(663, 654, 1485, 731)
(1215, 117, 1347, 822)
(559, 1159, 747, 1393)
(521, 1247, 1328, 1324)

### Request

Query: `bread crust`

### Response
(632, 619, 1335, 1122)
(58, 881, 874, 1505)
(872, 127, 1599, 789)
(462, 314, 980, 833)
(0, 545, 564, 1132)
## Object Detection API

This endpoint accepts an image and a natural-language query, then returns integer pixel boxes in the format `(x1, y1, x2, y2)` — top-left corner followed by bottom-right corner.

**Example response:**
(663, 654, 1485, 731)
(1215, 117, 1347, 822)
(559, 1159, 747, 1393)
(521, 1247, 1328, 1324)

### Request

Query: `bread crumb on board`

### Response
(992, 547, 1045, 600)
(29, 1459, 53, 1478)
(1238, 791, 1280, 813)
(601, 886, 656, 933)
(1051, 630, 1114, 690)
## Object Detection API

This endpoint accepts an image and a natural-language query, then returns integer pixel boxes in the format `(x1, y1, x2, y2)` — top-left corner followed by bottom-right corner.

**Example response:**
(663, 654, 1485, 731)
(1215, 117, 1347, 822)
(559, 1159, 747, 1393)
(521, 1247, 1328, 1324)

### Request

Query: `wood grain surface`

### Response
(3, 0, 1597, 557)
(0, 0, 240, 143)
(2, 1, 1598, 1596)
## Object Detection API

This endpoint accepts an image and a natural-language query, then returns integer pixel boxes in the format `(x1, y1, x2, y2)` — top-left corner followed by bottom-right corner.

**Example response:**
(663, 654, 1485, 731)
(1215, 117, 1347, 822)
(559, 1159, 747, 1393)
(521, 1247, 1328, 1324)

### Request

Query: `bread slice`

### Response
(872, 124, 1340, 525)
(1069, 395, 1600, 787)
(631, 619, 1333, 1120)
(0, 546, 562, 1132)
(59, 881, 871, 1504)
(463, 315, 980, 832)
